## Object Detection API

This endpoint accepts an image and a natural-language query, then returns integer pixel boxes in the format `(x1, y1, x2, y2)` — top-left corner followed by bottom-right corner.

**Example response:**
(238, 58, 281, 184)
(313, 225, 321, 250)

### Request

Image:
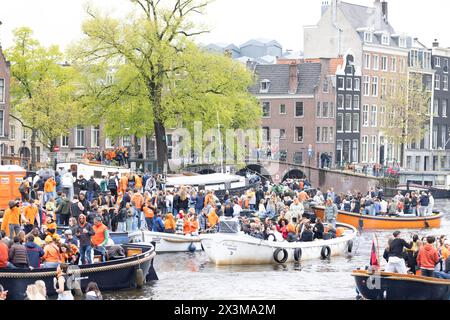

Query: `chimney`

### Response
(381, 1, 388, 23)
(321, 0, 330, 16)
(289, 63, 298, 94)
(433, 39, 440, 48)
(374, 0, 382, 13)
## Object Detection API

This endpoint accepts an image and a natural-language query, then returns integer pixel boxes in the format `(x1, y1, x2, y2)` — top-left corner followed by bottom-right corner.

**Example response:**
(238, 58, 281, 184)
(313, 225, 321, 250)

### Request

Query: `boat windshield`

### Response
(218, 218, 241, 234)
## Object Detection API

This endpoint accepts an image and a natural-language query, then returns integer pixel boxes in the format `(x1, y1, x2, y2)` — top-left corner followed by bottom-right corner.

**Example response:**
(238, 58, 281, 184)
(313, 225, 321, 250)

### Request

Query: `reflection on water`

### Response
(104, 200, 450, 300)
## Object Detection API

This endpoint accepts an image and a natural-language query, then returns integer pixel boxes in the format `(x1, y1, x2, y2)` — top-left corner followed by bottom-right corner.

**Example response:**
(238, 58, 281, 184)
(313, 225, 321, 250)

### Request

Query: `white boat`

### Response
(200, 219, 358, 265)
(127, 231, 202, 253)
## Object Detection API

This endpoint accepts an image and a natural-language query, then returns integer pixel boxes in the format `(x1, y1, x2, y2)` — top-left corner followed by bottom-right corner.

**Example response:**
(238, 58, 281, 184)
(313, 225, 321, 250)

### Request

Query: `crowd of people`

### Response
(310, 187, 435, 218)
(382, 231, 450, 279)
(81, 146, 130, 166)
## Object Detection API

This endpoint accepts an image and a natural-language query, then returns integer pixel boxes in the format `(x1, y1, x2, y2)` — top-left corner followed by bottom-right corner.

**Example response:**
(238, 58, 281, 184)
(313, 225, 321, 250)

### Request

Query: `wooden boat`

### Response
(312, 206, 444, 230)
(109, 231, 202, 253)
(352, 269, 450, 300)
(200, 218, 357, 266)
(0, 244, 157, 300)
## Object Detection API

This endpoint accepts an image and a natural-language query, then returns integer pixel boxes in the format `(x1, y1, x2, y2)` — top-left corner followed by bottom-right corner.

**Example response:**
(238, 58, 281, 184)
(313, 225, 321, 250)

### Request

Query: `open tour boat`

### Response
(200, 218, 357, 266)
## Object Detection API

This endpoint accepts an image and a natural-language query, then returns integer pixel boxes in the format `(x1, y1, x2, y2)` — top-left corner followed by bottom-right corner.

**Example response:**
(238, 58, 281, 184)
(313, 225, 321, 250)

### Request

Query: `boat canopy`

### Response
(219, 218, 241, 234)
(166, 173, 243, 187)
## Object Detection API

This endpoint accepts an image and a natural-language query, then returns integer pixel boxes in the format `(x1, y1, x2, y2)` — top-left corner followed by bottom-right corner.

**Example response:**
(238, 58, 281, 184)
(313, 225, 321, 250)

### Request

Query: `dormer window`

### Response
(260, 79, 271, 93)
(381, 34, 390, 46)
(364, 32, 373, 43)
(399, 37, 407, 48)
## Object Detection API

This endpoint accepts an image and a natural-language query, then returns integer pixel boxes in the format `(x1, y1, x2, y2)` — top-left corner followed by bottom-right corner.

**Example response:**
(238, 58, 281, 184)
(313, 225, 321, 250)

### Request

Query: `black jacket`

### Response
(87, 179, 99, 192)
(387, 238, 413, 259)
(75, 222, 95, 247)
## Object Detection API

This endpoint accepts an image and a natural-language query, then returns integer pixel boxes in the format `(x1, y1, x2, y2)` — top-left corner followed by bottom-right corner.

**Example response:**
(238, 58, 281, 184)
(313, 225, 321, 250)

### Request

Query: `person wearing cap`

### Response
(384, 231, 413, 274)
(42, 236, 62, 268)
(1, 200, 22, 238)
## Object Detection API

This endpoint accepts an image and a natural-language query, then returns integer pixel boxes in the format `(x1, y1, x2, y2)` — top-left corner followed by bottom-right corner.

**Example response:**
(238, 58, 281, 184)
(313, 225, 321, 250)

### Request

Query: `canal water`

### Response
(104, 200, 450, 300)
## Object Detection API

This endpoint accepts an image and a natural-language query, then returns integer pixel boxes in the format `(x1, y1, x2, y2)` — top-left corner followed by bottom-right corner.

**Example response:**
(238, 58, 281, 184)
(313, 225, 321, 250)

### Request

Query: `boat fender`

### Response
(188, 243, 197, 253)
(294, 248, 302, 262)
(273, 248, 288, 264)
(347, 240, 354, 253)
(267, 234, 277, 242)
(136, 268, 145, 288)
(321, 246, 331, 259)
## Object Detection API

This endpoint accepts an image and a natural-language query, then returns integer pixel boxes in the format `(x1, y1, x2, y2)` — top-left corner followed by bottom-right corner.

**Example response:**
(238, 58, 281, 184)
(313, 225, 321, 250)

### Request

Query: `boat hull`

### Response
(126, 231, 202, 253)
(313, 206, 443, 230)
(0, 244, 157, 300)
(352, 270, 450, 300)
(200, 224, 357, 266)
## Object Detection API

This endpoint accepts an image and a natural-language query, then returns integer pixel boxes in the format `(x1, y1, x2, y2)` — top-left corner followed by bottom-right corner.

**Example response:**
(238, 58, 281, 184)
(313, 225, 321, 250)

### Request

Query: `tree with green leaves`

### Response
(6, 27, 83, 169)
(382, 72, 432, 166)
(70, 0, 260, 173)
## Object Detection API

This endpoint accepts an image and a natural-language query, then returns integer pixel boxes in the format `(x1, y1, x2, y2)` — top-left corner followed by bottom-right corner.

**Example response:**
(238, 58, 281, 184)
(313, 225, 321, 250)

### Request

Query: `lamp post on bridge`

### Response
(308, 144, 313, 182)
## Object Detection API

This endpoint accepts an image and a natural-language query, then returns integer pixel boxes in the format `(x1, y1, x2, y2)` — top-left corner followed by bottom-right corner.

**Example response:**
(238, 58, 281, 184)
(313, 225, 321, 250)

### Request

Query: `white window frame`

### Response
(399, 37, 407, 48)
(61, 135, 69, 148)
(295, 127, 304, 143)
(381, 56, 388, 71)
(363, 105, 369, 127)
(345, 113, 352, 133)
(372, 55, 379, 71)
(435, 74, 441, 90)
(354, 78, 360, 91)
(435, 57, 441, 68)
(338, 77, 345, 90)
(370, 105, 378, 127)
(381, 34, 390, 46)
(9, 125, 15, 140)
(345, 94, 352, 110)
(105, 138, 113, 149)
(0, 79, 4, 104)
(75, 126, 85, 148)
(372, 76, 379, 97)
(353, 95, 360, 110)
(337, 94, 344, 110)
(0, 110, 4, 137)
(279, 104, 286, 115)
(260, 80, 270, 93)
(279, 129, 286, 140)
(444, 75, 448, 91)
(443, 99, 448, 118)
(262, 102, 271, 118)
(91, 126, 100, 148)
(391, 57, 397, 72)
(295, 102, 304, 118)
(337, 113, 344, 133)
(364, 53, 371, 70)
(361, 136, 369, 163)
(364, 32, 373, 43)
(352, 139, 359, 163)
(380, 106, 386, 127)
(346, 78, 352, 90)
(353, 113, 360, 133)
(363, 76, 370, 96)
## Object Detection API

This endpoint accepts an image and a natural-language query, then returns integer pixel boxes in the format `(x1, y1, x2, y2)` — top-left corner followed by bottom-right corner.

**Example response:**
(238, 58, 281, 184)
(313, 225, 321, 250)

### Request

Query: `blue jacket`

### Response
(25, 241, 44, 268)
(195, 195, 205, 210)
(152, 216, 165, 232)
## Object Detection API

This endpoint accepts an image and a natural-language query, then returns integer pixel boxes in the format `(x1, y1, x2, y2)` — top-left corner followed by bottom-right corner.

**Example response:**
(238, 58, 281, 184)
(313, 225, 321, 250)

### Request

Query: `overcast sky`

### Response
(0, 0, 448, 53)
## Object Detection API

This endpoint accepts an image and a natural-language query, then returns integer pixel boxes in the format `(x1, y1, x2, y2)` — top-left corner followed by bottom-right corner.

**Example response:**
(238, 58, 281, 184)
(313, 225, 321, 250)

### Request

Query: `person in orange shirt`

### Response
(119, 174, 129, 195)
(143, 203, 155, 231)
(207, 207, 219, 230)
(42, 236, 62, 268)
(298, 190, 310, 203)
(135, 174, 143, 193)
(204, 191, 213, 208)
(164, 213, 176, 233)
(189, 214, 199, 235)
(23, 202, 39, 234)
(43, 215, 57, 237)
(44, 177, 57, 205)
(91, 217, 109, 262)
(1, 200, 22, 238)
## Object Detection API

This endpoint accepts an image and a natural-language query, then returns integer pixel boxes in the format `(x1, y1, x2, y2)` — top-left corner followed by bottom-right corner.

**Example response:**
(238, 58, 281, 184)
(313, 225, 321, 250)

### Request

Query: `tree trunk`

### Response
(132, 135, 138, 158)
(30, 129, 38, 171)
(154, 120, 169, 173)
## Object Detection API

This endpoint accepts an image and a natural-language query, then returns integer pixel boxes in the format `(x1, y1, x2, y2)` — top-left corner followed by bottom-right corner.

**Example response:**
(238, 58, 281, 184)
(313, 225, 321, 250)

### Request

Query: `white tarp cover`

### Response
(166, 173, 243, 187)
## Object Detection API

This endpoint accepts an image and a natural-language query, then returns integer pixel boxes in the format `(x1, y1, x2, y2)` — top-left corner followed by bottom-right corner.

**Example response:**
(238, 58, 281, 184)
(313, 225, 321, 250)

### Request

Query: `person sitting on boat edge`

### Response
(299, 223, 314, 242)
(164, 213, 176, 234)
(313, 218, 324, 240)
(8, 236, 30, 269)
(417, 236, 440, 278)
(153, 211, 165, 233)
(434, 240, 450, 279)
(384, 231, 413, 274)
(25, 234, 44, 269)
